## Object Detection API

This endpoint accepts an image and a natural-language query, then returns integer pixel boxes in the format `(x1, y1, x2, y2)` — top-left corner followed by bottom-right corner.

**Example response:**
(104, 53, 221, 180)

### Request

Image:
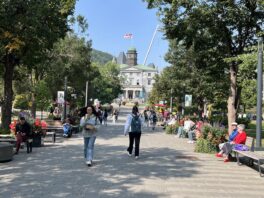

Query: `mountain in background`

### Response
(91, 49, 114, 65)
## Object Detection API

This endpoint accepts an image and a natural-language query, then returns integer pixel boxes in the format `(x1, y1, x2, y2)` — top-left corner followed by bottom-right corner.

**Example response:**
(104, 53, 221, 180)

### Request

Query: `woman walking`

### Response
(80, 106, 98, 166)
(124, 106, 143, 159)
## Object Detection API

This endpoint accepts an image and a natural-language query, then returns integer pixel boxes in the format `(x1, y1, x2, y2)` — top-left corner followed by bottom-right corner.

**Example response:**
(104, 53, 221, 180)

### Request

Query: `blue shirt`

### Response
(229, 129, 238, 141)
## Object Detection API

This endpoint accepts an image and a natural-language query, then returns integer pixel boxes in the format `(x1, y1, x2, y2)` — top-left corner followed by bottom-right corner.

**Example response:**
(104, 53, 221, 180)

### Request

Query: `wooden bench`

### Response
(0, 138, 16, 145)
(233, 137, 264, 177)
(46, 126, 63, 132)
(44, 131, 56, 143)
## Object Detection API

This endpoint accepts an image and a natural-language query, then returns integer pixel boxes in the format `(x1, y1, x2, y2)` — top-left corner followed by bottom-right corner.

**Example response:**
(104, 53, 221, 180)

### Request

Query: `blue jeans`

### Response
(177, 126, 184, 138)
(84, 136, 96, 161)
(188, 130, 195, 141)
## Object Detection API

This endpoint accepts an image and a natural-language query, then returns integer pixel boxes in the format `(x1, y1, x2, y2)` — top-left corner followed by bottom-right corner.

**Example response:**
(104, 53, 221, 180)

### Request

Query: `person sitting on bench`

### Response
(15, 117, 32, 154)
(216, 124, 247, 162)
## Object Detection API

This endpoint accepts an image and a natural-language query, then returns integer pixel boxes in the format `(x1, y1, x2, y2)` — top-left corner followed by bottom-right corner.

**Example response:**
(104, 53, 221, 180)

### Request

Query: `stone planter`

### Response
(0, 143, 13, 162)
(32, 134, 44, 147)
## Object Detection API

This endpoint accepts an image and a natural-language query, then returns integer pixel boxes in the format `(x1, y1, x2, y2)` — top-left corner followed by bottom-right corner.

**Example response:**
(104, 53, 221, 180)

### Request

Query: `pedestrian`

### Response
(103, 109, 108, 126)
(112, 109, 117, 124)
(80, 106, 98, 166)
(15, 117, 32, 154)
(149, 110, 157, 130)
(124, 106, 143, 159)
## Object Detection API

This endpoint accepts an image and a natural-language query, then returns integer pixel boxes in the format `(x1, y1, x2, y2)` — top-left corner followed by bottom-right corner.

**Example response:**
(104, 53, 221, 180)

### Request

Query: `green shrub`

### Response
(195, 138, 216, 153)
(165, 125, 177, 134)
(0, 128, 12, 135)
(236, 117, 251, 128)
(13, 94, 29, 109)
(195, 125, 227, 154)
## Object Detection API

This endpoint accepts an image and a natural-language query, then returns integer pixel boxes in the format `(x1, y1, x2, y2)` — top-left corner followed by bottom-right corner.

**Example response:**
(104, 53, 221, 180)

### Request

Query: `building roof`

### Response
(120, 64, 157, 71)
(127, 47, 137, 52)
(117, 52, 126, 64)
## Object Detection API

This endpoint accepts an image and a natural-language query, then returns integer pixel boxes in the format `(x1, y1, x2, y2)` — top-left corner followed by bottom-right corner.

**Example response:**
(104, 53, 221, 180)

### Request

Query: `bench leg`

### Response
(53, 133, 56, 143)
(258, 160, 263, 177)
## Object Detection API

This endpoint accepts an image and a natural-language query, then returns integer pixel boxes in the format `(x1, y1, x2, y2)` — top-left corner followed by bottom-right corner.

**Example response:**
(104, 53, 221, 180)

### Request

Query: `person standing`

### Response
(15, 117, 32, 154)
(124, 106, 142, 159)
(102, 109, 108, 126)
(149, 110, 157, 131)
(80, 106, 98, 166)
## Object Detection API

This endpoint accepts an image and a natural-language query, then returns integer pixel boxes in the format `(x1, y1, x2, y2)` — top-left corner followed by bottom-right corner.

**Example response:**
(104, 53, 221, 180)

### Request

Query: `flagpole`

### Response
(143, 25, 159, 65)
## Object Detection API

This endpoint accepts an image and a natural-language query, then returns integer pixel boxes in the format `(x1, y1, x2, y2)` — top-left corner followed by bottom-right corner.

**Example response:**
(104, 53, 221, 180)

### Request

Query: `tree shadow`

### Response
(0, 142, 199, 197)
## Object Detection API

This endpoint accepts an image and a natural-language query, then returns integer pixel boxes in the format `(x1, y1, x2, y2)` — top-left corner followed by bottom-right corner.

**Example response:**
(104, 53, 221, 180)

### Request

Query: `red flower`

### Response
(41, 120, 47, 129)
(35, 118, 41, 127)
(9, 120, 17, 130)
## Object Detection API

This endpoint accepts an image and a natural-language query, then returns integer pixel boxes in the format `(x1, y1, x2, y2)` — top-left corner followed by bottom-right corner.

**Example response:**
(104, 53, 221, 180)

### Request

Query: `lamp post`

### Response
(85, 81, 89, 107)
(63, 76, 67, 120)
(170, 88, 173, 113)
(256, 37, 263, 149)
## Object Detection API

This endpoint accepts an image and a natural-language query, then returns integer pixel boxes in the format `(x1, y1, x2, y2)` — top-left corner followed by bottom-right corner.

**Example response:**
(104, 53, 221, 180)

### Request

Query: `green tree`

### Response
(0, 0, 76, 129)
(92, 62, 122, 104)
(145, 0, 264, 131)
(35, 80, 52, 119)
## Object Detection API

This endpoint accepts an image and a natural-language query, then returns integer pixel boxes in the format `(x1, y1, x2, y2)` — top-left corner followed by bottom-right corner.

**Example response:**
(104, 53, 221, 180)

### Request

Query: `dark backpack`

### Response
(151, 114, 157, 122)
(131, 115, 141, 132)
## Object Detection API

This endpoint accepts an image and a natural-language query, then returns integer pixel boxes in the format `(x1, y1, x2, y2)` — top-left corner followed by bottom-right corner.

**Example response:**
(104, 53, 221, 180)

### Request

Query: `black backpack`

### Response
(131, 115, 141, 132)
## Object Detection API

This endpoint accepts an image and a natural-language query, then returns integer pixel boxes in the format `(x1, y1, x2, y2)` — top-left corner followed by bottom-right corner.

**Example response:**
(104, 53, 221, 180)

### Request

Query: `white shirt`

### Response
(124, 114, 143, 135)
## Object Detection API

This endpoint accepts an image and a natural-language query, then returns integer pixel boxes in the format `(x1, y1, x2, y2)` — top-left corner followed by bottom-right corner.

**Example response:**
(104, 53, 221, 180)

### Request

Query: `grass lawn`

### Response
(246, 121, 264, 145)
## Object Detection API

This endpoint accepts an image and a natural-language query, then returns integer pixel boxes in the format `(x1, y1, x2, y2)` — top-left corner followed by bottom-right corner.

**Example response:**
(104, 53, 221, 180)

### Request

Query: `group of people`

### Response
(80, 105, 143, 166)
(142, 109, 157, 130)
(216, 122, 247, 162)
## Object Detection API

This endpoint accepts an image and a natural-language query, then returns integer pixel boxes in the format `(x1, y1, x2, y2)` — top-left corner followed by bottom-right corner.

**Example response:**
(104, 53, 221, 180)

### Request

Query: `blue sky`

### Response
(74, 0, 169, 70)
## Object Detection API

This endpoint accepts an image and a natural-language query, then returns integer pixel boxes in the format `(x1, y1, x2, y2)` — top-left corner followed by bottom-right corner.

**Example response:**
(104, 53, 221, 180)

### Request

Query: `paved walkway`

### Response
(1, 107, 264, 198)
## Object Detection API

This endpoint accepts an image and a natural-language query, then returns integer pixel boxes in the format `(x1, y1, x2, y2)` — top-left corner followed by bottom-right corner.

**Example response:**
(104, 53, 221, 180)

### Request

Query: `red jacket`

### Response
(234, 131, 247, 144)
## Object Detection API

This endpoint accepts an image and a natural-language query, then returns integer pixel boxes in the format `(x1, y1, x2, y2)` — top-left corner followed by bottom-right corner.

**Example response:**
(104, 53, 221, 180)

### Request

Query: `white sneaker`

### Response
(135, 156, 139, 159)
(188, 141, 194, 144)
(86, 161, 92, 166)
(127, 152, 132, 157)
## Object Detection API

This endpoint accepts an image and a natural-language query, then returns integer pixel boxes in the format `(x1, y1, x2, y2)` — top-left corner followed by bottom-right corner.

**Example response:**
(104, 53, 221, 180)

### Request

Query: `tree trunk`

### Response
(227, 63, 237, 134)
(31, 93, 36, 119)
(1, 54, 15, 130)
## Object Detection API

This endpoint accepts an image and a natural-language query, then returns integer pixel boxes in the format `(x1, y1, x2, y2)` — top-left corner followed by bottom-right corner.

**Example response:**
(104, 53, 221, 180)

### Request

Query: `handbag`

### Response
(234, 144, 249, 151)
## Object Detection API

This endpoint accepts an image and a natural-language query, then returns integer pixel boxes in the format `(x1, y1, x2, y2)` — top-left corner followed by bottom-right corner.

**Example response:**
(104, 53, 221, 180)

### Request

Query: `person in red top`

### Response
(216, 124, 247, 162)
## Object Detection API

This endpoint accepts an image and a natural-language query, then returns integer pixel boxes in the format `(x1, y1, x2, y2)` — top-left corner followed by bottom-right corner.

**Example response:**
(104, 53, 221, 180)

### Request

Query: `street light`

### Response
(256, 37, 263, 149)
(63, 76, 67, 120)
(170, 88, 173, 113)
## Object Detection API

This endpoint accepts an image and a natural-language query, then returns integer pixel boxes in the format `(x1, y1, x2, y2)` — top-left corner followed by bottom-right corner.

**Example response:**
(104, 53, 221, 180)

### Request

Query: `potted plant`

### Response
(30, 119, 47, 147)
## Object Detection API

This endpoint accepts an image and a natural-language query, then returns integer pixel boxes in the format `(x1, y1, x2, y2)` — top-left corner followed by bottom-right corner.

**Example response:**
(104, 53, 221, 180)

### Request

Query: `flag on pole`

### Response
(124, 33, 133, 39)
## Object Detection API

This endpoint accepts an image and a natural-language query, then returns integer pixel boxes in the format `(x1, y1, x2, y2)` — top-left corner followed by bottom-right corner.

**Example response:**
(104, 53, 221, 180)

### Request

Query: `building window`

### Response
(148, 73, 151, 77)
(135, 91, 140, 98)
(148, 79, 151, 85)
(137, 80, 139, 85)
(130, 73, 133, 76)
(137, 73, 140, 77)
(129, 78, 133, 85)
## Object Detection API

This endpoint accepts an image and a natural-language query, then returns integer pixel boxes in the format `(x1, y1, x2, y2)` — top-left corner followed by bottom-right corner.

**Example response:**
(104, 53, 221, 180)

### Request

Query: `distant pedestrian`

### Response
(103, 109, 108, 126)
(124, 106, 143, 159)
(149, 110, 157, 131)
(80, 106, 98, 166)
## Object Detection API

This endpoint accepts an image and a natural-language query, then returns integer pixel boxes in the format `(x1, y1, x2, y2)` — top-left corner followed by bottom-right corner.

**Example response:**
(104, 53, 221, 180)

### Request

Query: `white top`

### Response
(183, 120, 195, 131)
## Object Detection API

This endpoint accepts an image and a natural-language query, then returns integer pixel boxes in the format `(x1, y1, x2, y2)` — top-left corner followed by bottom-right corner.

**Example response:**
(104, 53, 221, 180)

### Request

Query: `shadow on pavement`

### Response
(0, 141, 198, 198)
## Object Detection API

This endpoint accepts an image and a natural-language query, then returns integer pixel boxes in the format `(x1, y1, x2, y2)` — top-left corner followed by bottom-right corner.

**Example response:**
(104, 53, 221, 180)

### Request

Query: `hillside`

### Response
(91, 49, 114, 65)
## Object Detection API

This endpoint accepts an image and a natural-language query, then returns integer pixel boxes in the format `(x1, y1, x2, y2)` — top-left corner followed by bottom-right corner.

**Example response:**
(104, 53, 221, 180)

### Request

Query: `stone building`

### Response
(116, 48, 158, 101)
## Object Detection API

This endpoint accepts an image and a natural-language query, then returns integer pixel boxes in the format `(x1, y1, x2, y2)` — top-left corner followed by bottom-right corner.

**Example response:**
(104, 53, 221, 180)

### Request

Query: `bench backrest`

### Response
(245, 136, 254, 151)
